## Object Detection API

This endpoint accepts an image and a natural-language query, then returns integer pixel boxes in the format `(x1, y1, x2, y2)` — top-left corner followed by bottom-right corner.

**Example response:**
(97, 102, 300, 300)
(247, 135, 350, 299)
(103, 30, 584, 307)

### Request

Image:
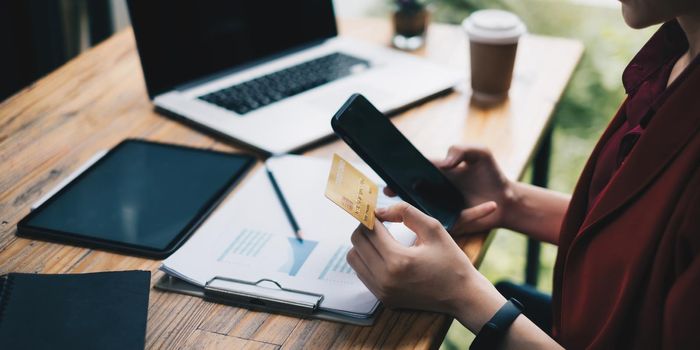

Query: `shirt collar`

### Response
(622, 20, 688, 95)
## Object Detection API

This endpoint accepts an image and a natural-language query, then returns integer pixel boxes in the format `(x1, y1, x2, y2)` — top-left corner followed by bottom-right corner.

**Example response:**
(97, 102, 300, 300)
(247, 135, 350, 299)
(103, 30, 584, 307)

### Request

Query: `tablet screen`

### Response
(19, 140, 255, 257)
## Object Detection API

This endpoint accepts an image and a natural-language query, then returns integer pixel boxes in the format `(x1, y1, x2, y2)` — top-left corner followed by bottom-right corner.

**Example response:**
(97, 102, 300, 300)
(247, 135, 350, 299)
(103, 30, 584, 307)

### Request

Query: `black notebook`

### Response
(0, 271, 150, 350)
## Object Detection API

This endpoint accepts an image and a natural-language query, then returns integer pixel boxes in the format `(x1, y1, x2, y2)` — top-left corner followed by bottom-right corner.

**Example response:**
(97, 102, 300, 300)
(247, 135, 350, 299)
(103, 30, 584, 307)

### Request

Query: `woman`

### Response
(346, 0, 700, 348)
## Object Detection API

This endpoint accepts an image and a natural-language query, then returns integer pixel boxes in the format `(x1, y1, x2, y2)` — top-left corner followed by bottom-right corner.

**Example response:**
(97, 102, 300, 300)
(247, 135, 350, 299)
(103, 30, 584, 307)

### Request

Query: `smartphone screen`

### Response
(331, 94, 464, 229)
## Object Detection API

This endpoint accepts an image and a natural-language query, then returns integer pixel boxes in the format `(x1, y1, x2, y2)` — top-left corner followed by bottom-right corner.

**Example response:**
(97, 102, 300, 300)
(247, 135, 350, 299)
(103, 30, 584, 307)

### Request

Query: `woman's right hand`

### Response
(436, 145, 517, 236)
(384, 145, 516, 237)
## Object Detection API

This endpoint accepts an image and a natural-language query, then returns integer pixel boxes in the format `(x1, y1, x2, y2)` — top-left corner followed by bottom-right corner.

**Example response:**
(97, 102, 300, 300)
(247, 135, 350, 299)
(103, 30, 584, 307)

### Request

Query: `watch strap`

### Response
(470, 298, 524, 349)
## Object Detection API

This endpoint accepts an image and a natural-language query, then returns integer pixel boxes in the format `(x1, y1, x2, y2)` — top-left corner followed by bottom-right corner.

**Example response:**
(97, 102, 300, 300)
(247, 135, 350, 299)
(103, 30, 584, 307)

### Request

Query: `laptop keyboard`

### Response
(198, 52, 370, 115)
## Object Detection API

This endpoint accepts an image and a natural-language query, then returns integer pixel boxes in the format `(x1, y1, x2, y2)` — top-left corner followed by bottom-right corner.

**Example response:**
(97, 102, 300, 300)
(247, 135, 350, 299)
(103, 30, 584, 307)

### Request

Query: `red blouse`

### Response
(552, 20, 700, 349)
(587, 20, 694, 213)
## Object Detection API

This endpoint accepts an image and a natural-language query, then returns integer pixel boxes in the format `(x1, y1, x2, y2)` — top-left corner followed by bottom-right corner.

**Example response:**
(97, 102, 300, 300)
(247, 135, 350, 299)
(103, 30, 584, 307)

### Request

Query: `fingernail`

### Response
(375, 207, 387, 216)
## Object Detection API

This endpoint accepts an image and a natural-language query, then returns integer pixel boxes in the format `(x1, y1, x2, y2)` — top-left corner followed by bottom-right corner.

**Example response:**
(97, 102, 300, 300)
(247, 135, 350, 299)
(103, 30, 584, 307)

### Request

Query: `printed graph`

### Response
(318, 245, 355, 283)
(218, 229, 317, 276)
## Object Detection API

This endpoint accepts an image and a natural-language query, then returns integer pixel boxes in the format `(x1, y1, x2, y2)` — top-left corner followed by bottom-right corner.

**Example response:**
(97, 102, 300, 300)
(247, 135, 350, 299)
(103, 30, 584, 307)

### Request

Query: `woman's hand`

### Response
(347, 202, 564, 348)
(347, 202, 505, 321)
(381, 144, 569, 243)
(435, 145, 516, 235)
(384, 145, 515, 236)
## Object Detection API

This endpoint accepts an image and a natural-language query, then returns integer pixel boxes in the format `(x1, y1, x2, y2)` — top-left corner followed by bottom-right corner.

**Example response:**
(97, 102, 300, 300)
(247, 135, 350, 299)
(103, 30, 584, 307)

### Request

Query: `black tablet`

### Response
(17, 139, 255, 259)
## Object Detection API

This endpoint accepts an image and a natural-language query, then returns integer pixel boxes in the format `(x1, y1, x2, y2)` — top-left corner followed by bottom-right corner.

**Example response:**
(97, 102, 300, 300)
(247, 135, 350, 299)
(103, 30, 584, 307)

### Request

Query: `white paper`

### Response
(162, 155, 415, 316)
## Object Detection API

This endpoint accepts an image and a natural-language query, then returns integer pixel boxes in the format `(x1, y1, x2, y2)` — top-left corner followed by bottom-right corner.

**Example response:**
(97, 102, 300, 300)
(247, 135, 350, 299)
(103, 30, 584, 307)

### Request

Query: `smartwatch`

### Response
(470, 298, 524, 350)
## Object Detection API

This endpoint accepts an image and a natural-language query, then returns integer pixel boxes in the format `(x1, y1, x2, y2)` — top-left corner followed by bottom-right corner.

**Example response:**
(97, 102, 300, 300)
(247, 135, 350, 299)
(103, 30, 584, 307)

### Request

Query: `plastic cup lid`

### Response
(462, 9, 526, 44)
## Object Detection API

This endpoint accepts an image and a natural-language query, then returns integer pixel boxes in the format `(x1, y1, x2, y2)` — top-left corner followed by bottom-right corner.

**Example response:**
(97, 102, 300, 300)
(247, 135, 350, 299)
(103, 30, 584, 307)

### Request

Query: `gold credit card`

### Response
(325, 154, 378, 229)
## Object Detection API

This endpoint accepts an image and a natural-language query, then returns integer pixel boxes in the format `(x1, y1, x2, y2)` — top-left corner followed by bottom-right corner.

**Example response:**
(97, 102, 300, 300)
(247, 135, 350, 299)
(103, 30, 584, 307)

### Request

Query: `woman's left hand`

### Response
(346, 202, 505, 322)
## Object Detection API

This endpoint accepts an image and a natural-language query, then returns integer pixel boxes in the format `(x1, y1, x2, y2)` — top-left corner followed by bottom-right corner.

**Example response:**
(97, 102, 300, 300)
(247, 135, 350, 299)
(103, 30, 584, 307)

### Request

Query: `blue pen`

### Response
(266, 167, 304, 242)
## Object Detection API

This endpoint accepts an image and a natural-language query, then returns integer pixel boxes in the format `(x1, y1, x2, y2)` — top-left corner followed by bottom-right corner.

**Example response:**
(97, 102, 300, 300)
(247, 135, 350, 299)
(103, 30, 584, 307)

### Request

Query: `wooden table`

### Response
(0, 18, 582, 349)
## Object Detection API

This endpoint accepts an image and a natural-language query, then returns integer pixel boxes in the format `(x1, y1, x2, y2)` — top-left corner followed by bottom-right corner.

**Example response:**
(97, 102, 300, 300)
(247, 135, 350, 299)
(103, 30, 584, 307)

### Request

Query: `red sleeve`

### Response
(663, 257, 700, 349)
(662, 181, 700, 349)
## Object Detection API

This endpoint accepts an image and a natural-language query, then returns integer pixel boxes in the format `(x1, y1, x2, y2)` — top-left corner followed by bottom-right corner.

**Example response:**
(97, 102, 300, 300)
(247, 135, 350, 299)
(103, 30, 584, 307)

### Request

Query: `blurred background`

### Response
(0, 0, 655, 347)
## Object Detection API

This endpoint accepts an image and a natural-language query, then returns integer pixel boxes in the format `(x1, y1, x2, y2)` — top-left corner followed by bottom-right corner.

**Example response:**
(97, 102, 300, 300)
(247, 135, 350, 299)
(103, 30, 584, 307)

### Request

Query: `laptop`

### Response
(126, 1, 462, 154)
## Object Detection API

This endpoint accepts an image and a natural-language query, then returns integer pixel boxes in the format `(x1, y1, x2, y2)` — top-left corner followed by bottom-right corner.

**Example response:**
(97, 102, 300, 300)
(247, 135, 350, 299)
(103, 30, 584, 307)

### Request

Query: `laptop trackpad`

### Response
(309, 84, 395, 112)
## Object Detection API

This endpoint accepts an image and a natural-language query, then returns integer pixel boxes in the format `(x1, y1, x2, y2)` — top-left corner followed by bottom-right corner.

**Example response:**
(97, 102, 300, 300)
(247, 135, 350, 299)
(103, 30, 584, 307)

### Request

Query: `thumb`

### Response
(376, 203, 444, 241)
(450, 201, 498, 235)
(441, 144, 489, 168)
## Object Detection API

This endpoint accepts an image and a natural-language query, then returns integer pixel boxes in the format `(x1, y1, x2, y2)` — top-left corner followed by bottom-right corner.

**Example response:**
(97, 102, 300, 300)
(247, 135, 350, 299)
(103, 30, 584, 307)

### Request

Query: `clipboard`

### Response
(155, 274, 380, 326)
(154, 155, 416, 327)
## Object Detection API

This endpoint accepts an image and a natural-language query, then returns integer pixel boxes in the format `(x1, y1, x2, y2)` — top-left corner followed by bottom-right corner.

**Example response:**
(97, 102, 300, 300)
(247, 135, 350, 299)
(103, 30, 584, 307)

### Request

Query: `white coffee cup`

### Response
(463, 10, 526, 105)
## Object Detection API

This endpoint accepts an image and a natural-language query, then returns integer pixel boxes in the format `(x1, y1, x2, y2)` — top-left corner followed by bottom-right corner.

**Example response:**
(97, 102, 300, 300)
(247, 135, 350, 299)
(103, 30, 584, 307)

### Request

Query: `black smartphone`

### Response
(331, 94, 465, 230)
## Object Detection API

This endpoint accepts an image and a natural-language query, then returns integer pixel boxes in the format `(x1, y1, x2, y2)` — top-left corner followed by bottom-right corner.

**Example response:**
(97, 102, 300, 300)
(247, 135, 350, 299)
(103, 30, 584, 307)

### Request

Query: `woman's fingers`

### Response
(350, 225, 385, 269)
(375, 203, 445, 242)
(383, 186, 397, 197)
(463, 201, 498, 220)
(346, 248, 381, 294)
(450, 201, 499, 235)
(362, 220, 404, 256)
(433, 158, 470, 173)
(441, 144, 490, 168)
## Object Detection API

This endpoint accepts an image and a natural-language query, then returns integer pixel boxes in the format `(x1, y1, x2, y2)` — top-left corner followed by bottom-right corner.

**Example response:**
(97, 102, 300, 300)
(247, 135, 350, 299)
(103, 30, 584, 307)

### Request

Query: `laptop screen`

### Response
(127, 1, 337, 98)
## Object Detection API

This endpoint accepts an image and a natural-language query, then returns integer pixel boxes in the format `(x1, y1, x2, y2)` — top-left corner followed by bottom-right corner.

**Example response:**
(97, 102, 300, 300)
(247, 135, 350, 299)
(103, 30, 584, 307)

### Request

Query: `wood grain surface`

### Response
(0, 17, 582, 349)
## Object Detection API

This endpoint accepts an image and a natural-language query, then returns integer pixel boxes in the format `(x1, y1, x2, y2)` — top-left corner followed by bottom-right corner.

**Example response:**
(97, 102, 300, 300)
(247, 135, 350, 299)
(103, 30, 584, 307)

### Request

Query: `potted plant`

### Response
(392, 0, 431, 50)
